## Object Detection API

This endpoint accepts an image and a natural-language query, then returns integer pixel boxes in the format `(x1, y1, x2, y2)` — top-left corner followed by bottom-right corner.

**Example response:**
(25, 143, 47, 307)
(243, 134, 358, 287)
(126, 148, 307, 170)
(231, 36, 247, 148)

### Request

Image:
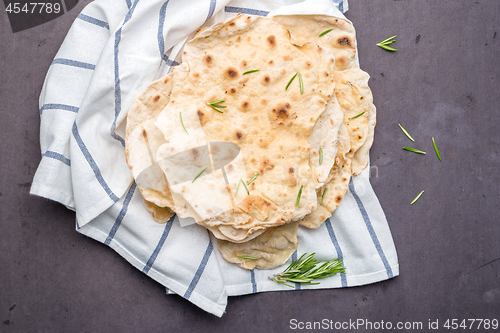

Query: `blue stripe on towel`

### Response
(224, 6, 269, 16)
(184, 238, 213, 299)
(250, 269, 257, 293)
(325, 219, 348, 287)
(42, 150, 71, 166)
(125, 0, 131, 9)
(111, 0, 140, 147)
(52, 58, 96, 70)
(349, 179, 393, 278)
(206, 0, 216, 21)
(158, 1, 170, 62)
(39, 103, 79, 115)
(77, 13, 110, 30)
(72, 122, 120, 202)
(104, 182, 137, 245)
(142, 216, 174, 274)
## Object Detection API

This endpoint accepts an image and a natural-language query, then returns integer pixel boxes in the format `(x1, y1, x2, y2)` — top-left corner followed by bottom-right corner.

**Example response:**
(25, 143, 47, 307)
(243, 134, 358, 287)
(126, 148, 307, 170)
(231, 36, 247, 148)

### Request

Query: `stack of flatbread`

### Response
(125, 14, 376, 270)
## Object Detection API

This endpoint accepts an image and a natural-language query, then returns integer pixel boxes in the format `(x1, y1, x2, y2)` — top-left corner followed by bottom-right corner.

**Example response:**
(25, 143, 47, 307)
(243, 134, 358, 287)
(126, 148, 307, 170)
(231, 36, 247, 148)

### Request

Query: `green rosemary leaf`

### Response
(319, 146, 323, 165)
(237, 255, 258, 260)
(285, 72, 298, 90)
(403, 147, 426, 154)
(247, 173, 259, 185)
(380, 39, 396, 45)
(432, 137, 442, 161)
(411, 190, 424, 205)
(208, 104, 224, 113)
(398, 124, 415, 142)
(319, 28, 334, 37)
(210, 104, 227, 108)
(298, 72, 304, 94)
(207, 99, 225, 105)
(242, 69, 260, 75)
(349, 111, 365, 120)
(380, 35, 397, 44)
(377, 44, 398, 52)
(235, 179, 242, 196)
(296, 184, 304, 207)
(192, 167, 207, 183)
(321, 187, 327, 202)
(180, 111, 188, 134)
(242, 179, 249, 195)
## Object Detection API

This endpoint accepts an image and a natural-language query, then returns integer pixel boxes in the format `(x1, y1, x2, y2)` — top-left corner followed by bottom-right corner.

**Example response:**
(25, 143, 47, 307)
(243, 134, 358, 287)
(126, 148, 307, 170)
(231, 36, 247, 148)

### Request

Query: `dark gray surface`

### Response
(1, 1, 499, 332)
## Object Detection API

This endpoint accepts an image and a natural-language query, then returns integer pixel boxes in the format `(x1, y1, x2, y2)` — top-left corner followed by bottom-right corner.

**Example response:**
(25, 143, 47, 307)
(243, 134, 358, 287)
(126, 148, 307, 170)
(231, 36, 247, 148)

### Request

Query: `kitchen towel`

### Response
(30, 0, 398, 317)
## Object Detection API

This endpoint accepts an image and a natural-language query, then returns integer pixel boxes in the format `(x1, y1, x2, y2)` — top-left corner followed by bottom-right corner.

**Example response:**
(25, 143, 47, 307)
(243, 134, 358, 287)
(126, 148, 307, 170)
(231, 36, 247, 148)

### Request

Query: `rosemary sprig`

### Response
(411, 190, 424, 205)
(298, 72, 304, 95)
(403, 147, 426, 154)
(180, 111, 188, 134)
(321, 187, 327, 202)
(192, 167, 207, 183)
(269, 253, 346, 288)
(377, 35, 397, 51)
(242, 69, 260, 75)
(398, 124, 414, 142)
(296, 185, 304, 207)
(207, 99, 226, 113)
(432, 137, 442, 161)
(285, 72, 298, 90)
(349, 111, 365, 120)
(238, 255, 258, 260)
(247, 173, 259, 185)
(319, 146, 323, 165)
(319, 28, 333, 37)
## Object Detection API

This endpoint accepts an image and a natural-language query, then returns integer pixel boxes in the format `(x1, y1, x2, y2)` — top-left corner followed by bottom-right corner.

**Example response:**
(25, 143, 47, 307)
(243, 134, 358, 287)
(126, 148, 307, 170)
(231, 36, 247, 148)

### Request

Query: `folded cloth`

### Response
(31, 0, 399, 317)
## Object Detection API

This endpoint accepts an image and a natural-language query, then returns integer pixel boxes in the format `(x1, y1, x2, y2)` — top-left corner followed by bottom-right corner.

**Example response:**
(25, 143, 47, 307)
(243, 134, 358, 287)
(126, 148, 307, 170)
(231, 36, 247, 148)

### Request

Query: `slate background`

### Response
(1, 1, 499, 332)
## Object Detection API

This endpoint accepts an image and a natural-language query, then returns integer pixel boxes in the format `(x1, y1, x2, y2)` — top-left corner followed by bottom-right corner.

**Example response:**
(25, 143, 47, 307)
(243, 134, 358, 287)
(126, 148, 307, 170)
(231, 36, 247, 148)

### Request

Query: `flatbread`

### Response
(153, 14, 339, 242)
(217, 221, 299, 270)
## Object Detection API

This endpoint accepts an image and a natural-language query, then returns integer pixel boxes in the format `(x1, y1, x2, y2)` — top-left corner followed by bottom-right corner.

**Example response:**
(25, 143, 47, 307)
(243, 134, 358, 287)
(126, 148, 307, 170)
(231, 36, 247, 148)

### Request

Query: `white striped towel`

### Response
(30, 0, 399, 317)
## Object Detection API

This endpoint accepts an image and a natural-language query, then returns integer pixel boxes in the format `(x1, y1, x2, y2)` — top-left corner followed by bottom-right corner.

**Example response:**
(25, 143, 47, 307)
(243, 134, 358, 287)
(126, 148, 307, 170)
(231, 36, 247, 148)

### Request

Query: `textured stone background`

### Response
(1, 1, 499, 331)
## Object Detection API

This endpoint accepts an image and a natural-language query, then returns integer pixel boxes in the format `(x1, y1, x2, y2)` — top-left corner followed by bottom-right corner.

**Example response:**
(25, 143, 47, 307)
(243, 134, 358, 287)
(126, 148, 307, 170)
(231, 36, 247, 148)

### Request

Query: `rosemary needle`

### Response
(321, 187, 327, 202)
(247, 173, 259, 185)
(378, 44, 398, 52)
(235, 179, 242, 196)
(242, 69, 260, 75)
(403, 147, 426, 154)
(180, 111, 188, 134)
(380, 35, 397, 44)
(350, 111, 365, 120)
(238, 255, 258, 260)
(242, 179, 249, 195)
(208, 99, 225, 104)
(411, 190, 424, 205)
(319, 147, 323, 165)
(285, 72, 298, 90)
(398, 124, 415, 142)
(432, 137, 442, 161)
(208, 104, 224, 113)
(192, 167, 207, 183)
(296, 185, 304, 207)
(319, 29, 333, 37)
(298, 72, 304, 95)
